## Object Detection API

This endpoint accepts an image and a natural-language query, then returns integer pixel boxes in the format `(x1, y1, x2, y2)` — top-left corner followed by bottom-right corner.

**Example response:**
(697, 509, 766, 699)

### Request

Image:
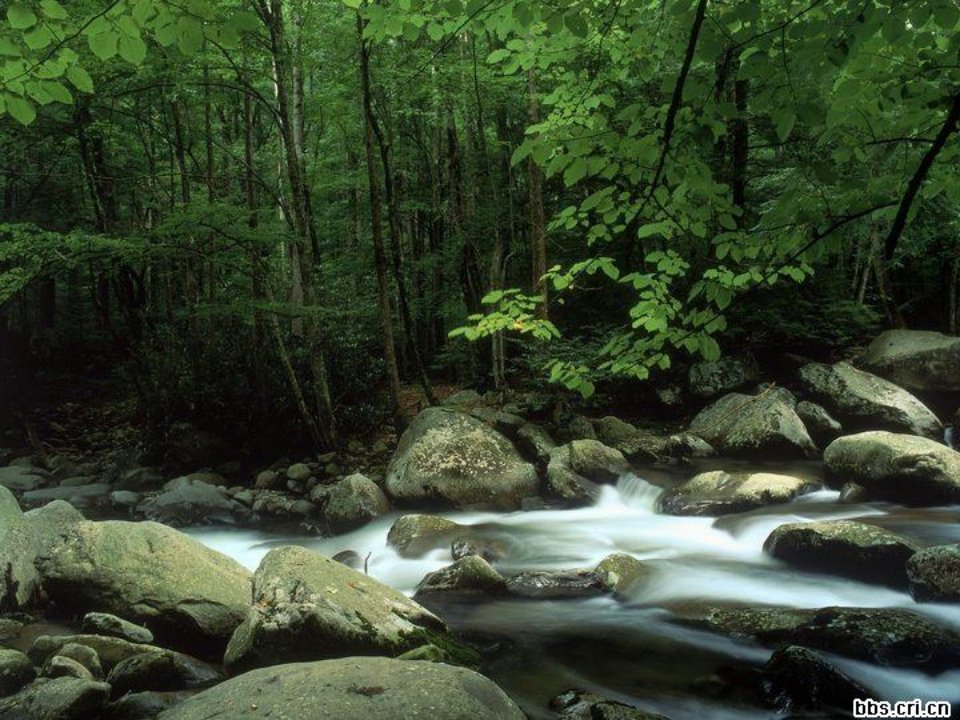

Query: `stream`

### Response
(188, 465, 960, 719)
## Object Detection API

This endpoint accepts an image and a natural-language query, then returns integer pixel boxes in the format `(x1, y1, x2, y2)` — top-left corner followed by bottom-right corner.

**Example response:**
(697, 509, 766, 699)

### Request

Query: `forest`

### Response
(1, 0, 960, 719)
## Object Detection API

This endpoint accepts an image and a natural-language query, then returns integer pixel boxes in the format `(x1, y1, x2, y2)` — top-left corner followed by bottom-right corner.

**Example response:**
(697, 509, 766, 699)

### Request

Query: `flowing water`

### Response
(189, 467, 960, 719)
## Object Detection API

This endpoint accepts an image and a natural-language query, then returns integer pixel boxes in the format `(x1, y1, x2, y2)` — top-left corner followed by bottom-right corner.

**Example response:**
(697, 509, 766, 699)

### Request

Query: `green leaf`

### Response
(6, 95, 36, 125)
(43, 80, 72, 104)
(88, 31, 119, 60)
(565, 13, 588, 37)
(118, 34, 147, 64)
(66, 65, 93, 93)
(0, 36, 21, 56)
(7, 4, 38, 29)
(24, 26, 52, 50)
(772, 108, 796, 142)
(39, 0, 68, 19)
(177, 16, 204, 55)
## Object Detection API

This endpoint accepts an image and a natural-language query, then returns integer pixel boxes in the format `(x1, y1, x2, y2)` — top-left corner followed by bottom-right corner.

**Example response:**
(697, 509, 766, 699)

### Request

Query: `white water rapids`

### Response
(189, 474, 960, 719)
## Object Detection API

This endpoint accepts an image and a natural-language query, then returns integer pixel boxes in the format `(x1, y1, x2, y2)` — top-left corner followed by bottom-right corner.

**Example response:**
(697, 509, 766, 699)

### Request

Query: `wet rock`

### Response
(331, 550, 364, 570)
(137, 477, 251, 526)
(107, 691, 192, 720)
(513, 422, 556, 469)
(689, 356, 758, 399)
(52, 644, 102, 680)
(0, 465, 47, 492)
(795, 400, 843, 446)
(28, 635, 160, 671)
(761, 645, 871, 713)
(23, 500, 84, 558)
(688, 389, 816, 459)
(82, 613, 154, 645)
(156, 656, 525, 720)
(907, 544, 960, 602)
(385, 408, 539, 510)
(0, 648, 35, 697)
(0, 486, 39, 611)
(42, 656, 94, 682)
(506, 569, 606, 599)
(253, 470, 279, 490)
(551, 690, 669, 719)
(285, 463, 312, 483)
(106, 650, 222, 698)
(320, 473, 389, 531)
(0, 677, 111, 720)
(595, 553, 649, 596)
(109, 490, 140, 510)
(591, 417, 668, 463)
(764, 520, 917, 588)
(35, 520, 252, 658)
(798, 362, 942, 439)
(658, 471, 818, 516)
(685, 606, 960, 670)
(451, 537, 506, 563)
(838, 482, 868, 504)
(861, 329, 960, 394)
(21, 483, 111, 509)
(567, 440, 630, 483)
(223, 546, 452, 673)
(823, 431, 960, 505)
(544, 446, 600, 507)
(251, 491, 314, 519)
(387, 514, 461, 558)
(414, 556, 507, 601)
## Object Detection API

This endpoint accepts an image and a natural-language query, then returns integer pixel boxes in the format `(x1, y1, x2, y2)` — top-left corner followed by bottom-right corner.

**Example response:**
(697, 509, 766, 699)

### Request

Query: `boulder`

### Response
(658, 471, 818, 516)
(285, 463, 312, 482)
(253, 470, 279, 490)
(320, 473, 390, 531)
(764, 520, 917, 588)
(591, 417, 668, 463)
(595, 553, 649, 596)
(22, 500, 84, 559)
(0, 486, 38, 611)
(761, 645, 871, 713)
(907, 545, 960, 602)
(35, 521, 252, 658)
(223, 546, 452, 673)
(42, 657, 93, 682)
(0, 466, 47, 492)
(0, 677, 111, 720)
(688, 356, 758, 399)
(513, 422, 556, 469)
(544, 446, 600, 507)
(414, 556, 507, 601)
(688, 389, 816, 459)
(28, 635, 160, 671)
(551, 690, 668, 720)
(115, 467, 164, 493)
(795, 401, 843, 445)
(81, 613, 154, 644)
(106, 691, 192, 720)
(387, 514, 462, 558)
(51, 645, 102, 680)
(20, 484, 111, 509)
(156, 657, 524, 720)
(838, 482, 868, 504)
(137, 477, 251, 526)
(823, 431, 960, 505)
(506, 569, 607, 599)
(682, 606, 960, 670)
(385, 408, 539, 510)
(106, 650, 222, 697)
(861, 329, 960, 394)
(0, 648, 35, 697)
(566, 440, 630, 482)
(250, 491, 314, 519)
(798, 362, 941, 439)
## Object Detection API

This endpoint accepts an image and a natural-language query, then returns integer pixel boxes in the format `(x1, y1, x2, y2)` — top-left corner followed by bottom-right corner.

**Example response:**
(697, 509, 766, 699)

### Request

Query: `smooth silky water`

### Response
(188, 470, 960, 719)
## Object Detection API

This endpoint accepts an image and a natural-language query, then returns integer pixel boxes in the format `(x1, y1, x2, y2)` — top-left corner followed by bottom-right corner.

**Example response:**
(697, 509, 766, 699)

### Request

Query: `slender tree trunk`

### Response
(359, 11, 405, 432)
(527, 67, 548, 319)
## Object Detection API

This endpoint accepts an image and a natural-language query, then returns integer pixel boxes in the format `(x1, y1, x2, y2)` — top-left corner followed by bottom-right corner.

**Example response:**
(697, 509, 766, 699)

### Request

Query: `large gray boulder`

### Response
(0, 677, 111, 720)
(907, 545, 960, 602)
(414, 556, 507, 601)
(798, 362, 942, 439)
(764, 520, 918, 588)
(823, 431, 960, 505)
(566, 440, 630, 482)
(862, 329, 960, 394)
(35, 520, 252, 658)
(319, 473, 390, 531)
(544, 446, 600, 507)
(157, 657, 524, 720)
(387, 514, 463, 558)
(0, 648, 35, 697)
(688, 388, 816, 458)
(590, 417, 669, 463)
(137, 477, 251, 526)
(385, 408, 538, 510)
(223, 546, 453, 673)
(0, 486, 38, 611)
(761, 645, 872, 713)
(658, 471, 818, 516)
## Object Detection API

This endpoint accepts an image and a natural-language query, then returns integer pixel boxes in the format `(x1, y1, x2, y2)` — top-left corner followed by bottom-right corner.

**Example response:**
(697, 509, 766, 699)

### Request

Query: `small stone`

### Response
(254, 470, 279, 490)
(43, 655, 95, 681)
(82, 613, 154, 644)
(285, 464, 312, 483)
